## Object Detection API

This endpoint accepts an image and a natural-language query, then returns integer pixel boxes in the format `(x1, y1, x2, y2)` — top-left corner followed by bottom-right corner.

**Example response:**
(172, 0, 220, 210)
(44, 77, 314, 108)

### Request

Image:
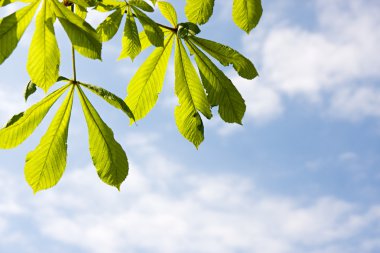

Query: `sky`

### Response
(0, 0, 380, 252)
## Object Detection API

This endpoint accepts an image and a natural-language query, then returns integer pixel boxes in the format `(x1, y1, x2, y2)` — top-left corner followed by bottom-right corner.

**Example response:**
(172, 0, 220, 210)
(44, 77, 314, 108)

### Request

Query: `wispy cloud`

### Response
(0, 133, 379, 253)
(237, 0, 380, 124)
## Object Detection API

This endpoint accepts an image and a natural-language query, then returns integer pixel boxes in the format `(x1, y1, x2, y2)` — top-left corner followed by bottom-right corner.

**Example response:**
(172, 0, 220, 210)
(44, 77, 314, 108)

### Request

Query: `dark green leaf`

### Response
(24, 81, 37, 102)
(80, 82, 135, 120)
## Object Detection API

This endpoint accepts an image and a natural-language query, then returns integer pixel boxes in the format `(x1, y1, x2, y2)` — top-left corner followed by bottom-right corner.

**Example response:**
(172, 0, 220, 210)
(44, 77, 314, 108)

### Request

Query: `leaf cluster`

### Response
(0, 0, 262, 192)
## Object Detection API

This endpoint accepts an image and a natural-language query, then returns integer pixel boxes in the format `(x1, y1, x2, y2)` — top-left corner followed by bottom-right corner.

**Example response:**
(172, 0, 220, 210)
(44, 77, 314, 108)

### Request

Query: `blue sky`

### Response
(1, 0, 380, 252)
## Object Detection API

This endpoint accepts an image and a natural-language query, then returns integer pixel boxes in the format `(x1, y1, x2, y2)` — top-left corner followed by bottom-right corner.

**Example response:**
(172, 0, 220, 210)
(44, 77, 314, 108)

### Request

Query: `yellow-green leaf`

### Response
(129, 0, 154, 12)
(158, 1, 177, 27)
(185, 0, 214, 25)
(139, 28, 173, 52)
(24, 87, 74, 193)
(77, 87, 129, 189)
(27, 0, 60, 92)
(232, 0, 262, 33)
(80, 82, 134, 120)
(125, 34, 174, 123)
(119, 12, 141, 60)
(174, 38, 211, 148)
(96, 8, 123, 42)
(0, 0, 40, 64)
(186, 40, 246, 124)
(0, 85, 69, 149)
(132, 6, 164, 47)
(51, 0, 102, 59)
(191, 36, 258, 79)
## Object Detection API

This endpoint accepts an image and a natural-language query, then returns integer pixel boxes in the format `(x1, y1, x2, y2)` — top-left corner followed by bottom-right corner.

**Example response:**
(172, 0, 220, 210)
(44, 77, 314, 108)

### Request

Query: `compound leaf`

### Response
(0, 0, 40, 64)
(80, 82, 134, 120)
(158, 1, 177, 27)
(119, 11, 141, 60)
(187, 40, 245, 124)
(0, 85, 69, 149)
(77, 87, 129, 190)
(24, 87, 74, 193)
(51, 0, 102, 59)
(191, 36, 258, 79)
(185, 0, 214, 25)
(232, 0, 262, 33)
(125, 34, 174, 123)
(174, 38, 211, 148)
(27, 0, 60, 92)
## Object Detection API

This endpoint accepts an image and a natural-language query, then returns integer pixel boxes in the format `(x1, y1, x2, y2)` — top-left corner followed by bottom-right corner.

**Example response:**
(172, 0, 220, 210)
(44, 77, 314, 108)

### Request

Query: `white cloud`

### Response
(329, 87, 380, 121)
(0, 133, 379, 253)
(239, 0, 380, 123)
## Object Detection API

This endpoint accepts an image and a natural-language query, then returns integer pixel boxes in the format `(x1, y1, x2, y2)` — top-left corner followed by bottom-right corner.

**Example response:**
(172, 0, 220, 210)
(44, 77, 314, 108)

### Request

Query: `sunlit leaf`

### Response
(185, 0, 214, 25)
(139, 28, 173, 52)
(27, 0, 60, 92)
(96, 8, 123, 42)
(0, 0, 40, 64)
(80, 82, 134, 120)
(75, 4, 88, 19)
(186, 40, 246, 124)
(125, 34, 174, 123)
(130, 0, 154, 12)
(232, 0, 262, 33)
(77, 86, 129, 189)
(119, 11, 141, 60)
(0, 85, 69, 149)
(24, 87, 74, 193)
(174, 38, 211, 148)
(71, 0, 89, 8)
(132, 6, 164, 47)
(158, 1, 177, 27)
(191, 36, 258, 79)
(51, 0, 102, 59)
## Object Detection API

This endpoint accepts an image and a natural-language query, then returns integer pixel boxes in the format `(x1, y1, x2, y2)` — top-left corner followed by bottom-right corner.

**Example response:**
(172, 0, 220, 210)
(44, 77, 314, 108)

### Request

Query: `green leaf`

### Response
(185, 0, 214, 25)
(24, 87, 74, 193)
(177, 22, 201, 39)
(0, 0, 40, 64)
(5, 112, 24, 127)
(186, 40, 246, 124)
(174, 38, 211, 148)
(95, 0, 123, 12)
(132, 6, 164, 47)
(80, 82, 134, 120)
(129, 0, 154, 12)
(0, 0, 33, 8)
(24, 81, 37, 102)
(119, 11, 141, 60)
(191, 36, 258, 79)
(71, 0, 89, 8)
(149, 0, 156, 5)
(139, 28, 173, 52)
(51, 0, 102, 60)
(232, 0, 262, 33)
(27, 0, 60, 92)
(125, 34, 174, 123)
(77, 87, 129, 190)
(158, 1, 177, 27)
(0, 85, 69, 149)
(75, 4, 88, 20)
(96, 8, 123, 42)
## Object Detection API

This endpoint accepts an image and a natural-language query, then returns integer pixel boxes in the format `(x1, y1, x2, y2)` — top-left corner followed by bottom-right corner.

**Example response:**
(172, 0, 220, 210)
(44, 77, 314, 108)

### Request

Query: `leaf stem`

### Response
(71, 5, 77, 82)
(157, 23, 177, 33)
